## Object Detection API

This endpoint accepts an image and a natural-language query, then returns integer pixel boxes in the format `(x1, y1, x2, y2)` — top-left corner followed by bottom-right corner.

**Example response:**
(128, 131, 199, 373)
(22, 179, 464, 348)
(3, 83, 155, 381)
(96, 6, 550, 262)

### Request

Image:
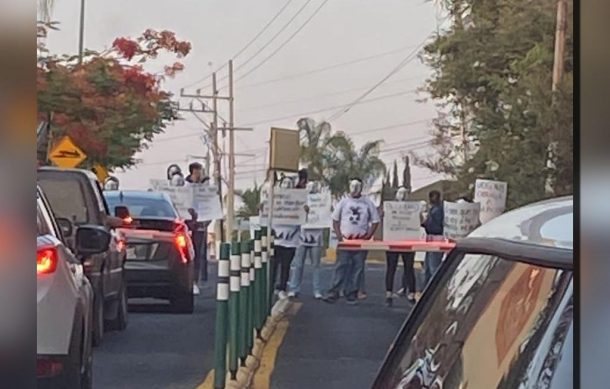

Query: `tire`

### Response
(63, 320, 91, 389)
(106, 278, 128, 331)
(171, 292, 194, 314)
(92, 289, 104, 347)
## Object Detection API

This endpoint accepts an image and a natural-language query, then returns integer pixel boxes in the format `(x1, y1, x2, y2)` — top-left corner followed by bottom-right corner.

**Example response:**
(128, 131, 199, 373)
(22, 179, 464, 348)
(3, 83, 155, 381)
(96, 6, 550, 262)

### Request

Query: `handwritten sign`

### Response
(149, 179, 224, 221)
(443, 201, 481, 239)
(383, 201, 423, 241)
(260, 188, 307, 226)
(474, 179, 507, 224)
(304, 191, 332, 229)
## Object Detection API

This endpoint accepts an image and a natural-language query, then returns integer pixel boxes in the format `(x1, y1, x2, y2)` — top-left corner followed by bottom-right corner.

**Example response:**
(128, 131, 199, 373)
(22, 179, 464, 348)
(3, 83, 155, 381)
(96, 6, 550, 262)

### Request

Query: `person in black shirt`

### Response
(421, 190, 444, 285)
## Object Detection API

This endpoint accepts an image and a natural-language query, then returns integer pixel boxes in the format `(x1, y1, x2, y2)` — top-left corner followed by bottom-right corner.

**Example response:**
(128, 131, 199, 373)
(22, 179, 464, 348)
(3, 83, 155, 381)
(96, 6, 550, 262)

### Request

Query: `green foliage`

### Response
(236, 183, 262, 218)
(414, 0, 573, 208)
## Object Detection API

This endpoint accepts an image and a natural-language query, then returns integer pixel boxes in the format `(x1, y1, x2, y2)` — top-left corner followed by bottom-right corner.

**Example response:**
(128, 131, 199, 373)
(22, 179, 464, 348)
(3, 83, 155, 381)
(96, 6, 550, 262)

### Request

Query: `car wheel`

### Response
(170, 292, 194, 314)
(106, 278, 128, 331)
(63, 321, 88, 389)
(80, 333, 93, 389)
(92, 289, 104, 347)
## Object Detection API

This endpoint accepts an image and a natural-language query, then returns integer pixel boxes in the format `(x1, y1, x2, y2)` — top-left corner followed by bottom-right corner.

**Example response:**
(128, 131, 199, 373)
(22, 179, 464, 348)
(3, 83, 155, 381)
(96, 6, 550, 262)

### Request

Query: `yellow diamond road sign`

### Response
(49, 136, 87, 168)
(92, 164, 109, 183)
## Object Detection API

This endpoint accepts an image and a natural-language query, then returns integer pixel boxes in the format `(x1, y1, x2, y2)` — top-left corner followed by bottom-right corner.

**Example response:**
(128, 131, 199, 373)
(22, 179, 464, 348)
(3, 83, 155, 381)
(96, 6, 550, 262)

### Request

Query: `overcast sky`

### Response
(45, 0, 447, 192)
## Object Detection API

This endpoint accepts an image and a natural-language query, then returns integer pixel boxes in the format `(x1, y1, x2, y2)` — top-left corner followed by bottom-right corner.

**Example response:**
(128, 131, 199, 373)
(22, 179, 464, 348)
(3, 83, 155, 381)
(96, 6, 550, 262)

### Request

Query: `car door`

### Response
(372, 239, 573, 389)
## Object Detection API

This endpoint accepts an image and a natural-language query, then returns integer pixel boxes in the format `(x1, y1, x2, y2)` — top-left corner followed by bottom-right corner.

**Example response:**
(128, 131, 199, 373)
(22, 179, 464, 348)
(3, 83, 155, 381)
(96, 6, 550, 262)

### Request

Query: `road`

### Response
(93, 274, 218, 389)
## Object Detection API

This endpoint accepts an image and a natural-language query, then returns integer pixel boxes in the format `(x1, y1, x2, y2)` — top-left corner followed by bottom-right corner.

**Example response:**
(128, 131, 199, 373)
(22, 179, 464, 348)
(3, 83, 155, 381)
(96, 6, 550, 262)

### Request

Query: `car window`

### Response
(37, 206, 51, 236)
(37, 197, 58, 238)
(38, 176, 89, 224)
(376, 252, 572, 389)
(90, 178, 109, 214)
(104, 194, 177, 218)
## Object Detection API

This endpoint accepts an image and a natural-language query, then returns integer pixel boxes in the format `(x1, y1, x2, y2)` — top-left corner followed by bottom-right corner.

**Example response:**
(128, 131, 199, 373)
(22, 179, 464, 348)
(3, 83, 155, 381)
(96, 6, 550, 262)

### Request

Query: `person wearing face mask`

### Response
(323, 178, 380, 305)
(270, 176, 304, 300)
(104, 176, 119, 191)
(287, 180, 324, 299)
(384, 187, 419, 306)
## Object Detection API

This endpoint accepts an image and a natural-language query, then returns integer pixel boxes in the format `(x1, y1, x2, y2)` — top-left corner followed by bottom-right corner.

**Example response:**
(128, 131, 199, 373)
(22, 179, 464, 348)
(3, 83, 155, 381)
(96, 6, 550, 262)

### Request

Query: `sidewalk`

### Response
(269, 262, 417, 389)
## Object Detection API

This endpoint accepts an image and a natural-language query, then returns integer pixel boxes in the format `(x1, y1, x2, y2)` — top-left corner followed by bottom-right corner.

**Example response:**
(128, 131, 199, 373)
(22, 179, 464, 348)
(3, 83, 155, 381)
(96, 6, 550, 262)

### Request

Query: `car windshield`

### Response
(105, 193, 177, 219)
(376, 253, 573, 389)
(38, 176, 90, 224)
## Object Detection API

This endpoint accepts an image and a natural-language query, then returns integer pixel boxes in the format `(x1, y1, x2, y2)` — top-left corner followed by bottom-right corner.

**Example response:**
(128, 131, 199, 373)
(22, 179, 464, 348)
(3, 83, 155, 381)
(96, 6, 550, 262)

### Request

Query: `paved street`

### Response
(93, 268, 219, 389)
(270, 262, 415, 389)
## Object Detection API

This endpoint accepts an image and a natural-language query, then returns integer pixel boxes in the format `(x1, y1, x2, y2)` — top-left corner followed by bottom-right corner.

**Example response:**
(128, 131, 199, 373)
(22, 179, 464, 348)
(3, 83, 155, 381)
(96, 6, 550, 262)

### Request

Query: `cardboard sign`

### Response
(474, 179, 507, 224)
(443, 201, 481, 239)
(149, 179, 224, 221)
(304, 191, 332, 229)
(382, 201, 424, 241)
(260, 188, 307, 226)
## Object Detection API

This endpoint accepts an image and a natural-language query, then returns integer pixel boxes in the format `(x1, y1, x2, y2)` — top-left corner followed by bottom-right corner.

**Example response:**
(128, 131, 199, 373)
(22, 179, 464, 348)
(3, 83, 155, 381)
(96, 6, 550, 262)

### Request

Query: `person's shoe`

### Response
(314, 292, 323, 300)
(415, 292, 423, 301)
(339, 290, 345, 298)
(396, 288, 406, 297)
(407, 293, 416, 303)
(322, 292, 339, 304)
(278, 291, 288, 300)
(346, 294, 358, 305)
(193, 283, 200, 296)
(357, 291, 368, 300)
(288, 291, 297, 299)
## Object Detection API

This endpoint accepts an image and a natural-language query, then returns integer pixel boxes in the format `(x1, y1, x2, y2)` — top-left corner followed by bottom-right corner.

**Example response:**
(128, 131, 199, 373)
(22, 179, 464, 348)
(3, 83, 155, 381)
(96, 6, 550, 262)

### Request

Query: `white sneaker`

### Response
(193, 284, 200, 295)
(288, 291, 297, 298)
(278, 291, 288, 300)
(314, 292, 323, 300)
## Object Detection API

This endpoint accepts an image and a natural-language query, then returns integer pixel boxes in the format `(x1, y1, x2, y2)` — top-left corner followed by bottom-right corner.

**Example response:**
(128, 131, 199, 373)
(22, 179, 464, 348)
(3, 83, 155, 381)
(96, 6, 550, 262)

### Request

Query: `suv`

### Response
(37, 186, 109, 388)
(38, 167, 128, 346)
(372, 196, 573, 389)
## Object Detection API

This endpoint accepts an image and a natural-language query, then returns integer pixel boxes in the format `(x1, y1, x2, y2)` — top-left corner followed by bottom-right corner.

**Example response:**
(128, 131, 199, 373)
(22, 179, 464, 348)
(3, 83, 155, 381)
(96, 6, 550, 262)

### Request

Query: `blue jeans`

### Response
(288, 245, 322, 295)
(424, 251, 444, 286)
(328, 250, 367, 298)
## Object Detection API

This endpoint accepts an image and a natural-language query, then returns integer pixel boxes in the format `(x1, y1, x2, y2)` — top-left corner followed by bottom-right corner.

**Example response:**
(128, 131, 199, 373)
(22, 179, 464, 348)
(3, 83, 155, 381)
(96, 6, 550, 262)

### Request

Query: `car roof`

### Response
(38, 166, 98, 181)
(469, 195, 573, 250)
(104, 190, 170, 201)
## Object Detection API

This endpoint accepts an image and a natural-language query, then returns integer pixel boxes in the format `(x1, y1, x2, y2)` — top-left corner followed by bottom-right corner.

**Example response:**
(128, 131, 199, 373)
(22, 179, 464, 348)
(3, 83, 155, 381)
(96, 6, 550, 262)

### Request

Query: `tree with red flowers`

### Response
(37, 24, 192, 169)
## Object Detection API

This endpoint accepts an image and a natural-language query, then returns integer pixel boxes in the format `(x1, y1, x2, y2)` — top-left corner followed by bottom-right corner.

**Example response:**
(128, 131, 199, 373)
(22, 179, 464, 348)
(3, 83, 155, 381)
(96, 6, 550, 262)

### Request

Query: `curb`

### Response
(225, 298, 294, 389)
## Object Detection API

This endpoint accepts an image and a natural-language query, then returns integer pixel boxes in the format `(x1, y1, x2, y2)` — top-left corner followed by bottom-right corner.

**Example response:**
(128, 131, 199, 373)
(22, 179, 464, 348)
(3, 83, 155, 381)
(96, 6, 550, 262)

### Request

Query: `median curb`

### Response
(225, 297, 293, 389)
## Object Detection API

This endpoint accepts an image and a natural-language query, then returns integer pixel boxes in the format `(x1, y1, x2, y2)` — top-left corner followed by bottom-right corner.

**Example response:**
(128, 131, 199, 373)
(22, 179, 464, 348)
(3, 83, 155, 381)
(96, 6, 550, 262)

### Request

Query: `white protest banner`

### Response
(249, 216, 260, 238)
(443, 201, 481, 239)
(148, 179, 191, 218)
(259, 188, 307, 226)
(192, 185, 224, 221)
(474, 179, 507, 224)
(304, 191, 332, 229)
(382, 201, 424, 241)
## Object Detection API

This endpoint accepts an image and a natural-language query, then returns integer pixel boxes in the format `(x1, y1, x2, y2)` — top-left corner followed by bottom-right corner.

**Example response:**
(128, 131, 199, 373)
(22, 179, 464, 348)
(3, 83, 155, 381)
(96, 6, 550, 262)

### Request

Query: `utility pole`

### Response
(552, 0, 568, 93)
(212, 73, 226, 242)
(227, 60, 236, 241)
(78, 0, 85, 63)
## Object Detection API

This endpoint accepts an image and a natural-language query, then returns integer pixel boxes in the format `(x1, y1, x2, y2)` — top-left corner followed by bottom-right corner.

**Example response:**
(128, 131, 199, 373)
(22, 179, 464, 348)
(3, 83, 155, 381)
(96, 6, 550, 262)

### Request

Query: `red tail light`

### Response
(37, 247, 58, 275)
(37, 357, 63, 377)
(175, 232, 189, 263)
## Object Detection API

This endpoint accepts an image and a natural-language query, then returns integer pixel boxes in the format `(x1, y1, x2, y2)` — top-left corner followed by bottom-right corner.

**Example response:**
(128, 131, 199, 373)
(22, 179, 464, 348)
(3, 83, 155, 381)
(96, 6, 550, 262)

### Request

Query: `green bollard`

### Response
(261, 226, 269, 317)
(228, 242, 241, 380)
(213, 243, 230, 389)
(253, 229, 263, 337)
(247, 239, 255, 353)
(239, 240, 250, 366)
(268, 230, 276, 311)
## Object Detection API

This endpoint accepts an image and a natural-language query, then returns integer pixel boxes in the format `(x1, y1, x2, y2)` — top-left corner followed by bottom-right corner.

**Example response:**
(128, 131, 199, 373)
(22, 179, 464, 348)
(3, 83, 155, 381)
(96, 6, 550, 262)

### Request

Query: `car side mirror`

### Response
(114, 205, 130, 219)
(56, 217, 74, 237)
(76, 225, 111, 256)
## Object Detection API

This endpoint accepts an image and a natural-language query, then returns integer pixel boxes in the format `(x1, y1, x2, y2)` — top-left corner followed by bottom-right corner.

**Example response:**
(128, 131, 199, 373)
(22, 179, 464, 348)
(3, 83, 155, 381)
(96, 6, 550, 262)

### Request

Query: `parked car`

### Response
(37, 185, 110, 388)
(104, 190, 196, 313)
(37, 167, 128, 346)
(372, 196, 573, 389)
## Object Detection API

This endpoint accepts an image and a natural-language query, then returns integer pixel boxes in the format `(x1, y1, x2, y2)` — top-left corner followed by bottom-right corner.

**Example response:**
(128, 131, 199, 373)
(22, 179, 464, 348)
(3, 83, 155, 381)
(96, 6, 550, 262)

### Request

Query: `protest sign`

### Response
(443, 201, 481, 239)
(383, 201, 424, 241)
(474, 179, 507, 224)
(249, 216, 260, 238)
(149, 179, 224, 221)
(304, 191, 332, 229)
(260, 188, 307, 226)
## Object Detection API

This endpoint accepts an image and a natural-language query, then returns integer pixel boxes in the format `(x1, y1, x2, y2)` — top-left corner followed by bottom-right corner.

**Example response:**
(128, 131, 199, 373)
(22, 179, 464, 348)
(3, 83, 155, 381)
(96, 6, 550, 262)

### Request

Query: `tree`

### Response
(236, 183, 262, 218)
(391, 160, 400, 189)
(402, 156, 412, 192)
(413, 0, 573, 208)
(38, 25, 191, 169)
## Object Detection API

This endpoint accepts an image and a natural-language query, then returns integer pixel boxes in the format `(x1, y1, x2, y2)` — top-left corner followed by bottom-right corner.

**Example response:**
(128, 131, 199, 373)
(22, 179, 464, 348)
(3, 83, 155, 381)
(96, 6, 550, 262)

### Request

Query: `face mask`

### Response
(170, 175, 184, 186)
(280, 179, 293, 189)
(396, 188, 408, 201)
(349, 180, 362, 196)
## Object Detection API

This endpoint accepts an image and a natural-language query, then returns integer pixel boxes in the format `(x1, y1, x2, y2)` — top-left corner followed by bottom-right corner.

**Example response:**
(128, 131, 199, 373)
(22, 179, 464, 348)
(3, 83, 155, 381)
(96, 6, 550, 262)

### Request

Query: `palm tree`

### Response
(297, 117, 331, 184)
(235, 183, 261, 218)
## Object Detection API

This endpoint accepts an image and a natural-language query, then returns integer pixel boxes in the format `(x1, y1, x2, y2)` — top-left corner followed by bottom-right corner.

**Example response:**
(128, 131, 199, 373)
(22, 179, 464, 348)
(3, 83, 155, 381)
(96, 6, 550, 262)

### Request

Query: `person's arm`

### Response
(365, 201, 381, 240)
(331, 199, 344, 241)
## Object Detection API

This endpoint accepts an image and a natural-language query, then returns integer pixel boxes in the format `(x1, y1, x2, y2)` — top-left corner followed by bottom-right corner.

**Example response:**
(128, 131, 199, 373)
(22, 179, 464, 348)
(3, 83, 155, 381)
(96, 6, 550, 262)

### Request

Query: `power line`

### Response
(235, 0, 329, 84)
(238, 44, 419, 89)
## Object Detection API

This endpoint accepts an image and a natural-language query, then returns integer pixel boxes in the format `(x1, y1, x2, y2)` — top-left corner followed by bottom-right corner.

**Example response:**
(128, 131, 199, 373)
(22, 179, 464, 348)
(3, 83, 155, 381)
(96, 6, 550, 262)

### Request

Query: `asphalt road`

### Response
(93, 270, 218, 389)
(271, 262, 417, 389)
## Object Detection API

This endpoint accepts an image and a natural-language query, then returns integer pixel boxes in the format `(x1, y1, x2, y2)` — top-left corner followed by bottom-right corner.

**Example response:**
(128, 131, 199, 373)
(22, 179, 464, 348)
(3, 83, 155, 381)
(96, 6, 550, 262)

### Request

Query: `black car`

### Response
(38, 167, 128, 346)
(104, 190, 196, 313)
(372, 196, 573, 389)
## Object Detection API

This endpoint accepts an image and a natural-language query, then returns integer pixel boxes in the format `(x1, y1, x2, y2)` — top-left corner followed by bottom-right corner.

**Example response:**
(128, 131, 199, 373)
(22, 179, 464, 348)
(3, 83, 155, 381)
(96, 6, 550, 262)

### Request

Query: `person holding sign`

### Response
(383, 187, 421, 306)
(288, 180, 325, 299)
(422, 190, 444, 286)
(323, 178, 380, 305)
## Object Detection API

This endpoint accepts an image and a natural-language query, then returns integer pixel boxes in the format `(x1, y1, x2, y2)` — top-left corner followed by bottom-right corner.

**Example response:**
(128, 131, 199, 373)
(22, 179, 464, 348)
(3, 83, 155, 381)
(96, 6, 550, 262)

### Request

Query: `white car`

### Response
(37, 186, 111, 388)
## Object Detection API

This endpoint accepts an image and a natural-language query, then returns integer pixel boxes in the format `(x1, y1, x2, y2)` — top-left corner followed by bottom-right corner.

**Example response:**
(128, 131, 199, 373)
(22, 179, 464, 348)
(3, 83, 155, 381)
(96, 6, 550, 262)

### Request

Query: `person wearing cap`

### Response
(323, 178, 380, 305)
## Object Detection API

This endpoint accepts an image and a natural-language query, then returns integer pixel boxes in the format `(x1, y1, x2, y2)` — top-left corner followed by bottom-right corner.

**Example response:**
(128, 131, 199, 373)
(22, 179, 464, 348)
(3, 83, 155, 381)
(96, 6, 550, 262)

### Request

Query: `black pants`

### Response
(385, 251, 416, 294)
(271, 245, 296, 292)
(192, 230, 208, 283)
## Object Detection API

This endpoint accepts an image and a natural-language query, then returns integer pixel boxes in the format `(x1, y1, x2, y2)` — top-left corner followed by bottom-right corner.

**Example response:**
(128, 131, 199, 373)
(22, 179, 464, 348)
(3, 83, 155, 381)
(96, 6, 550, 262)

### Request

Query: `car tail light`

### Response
(175, 232, 189, 264)
(37, 247, 58, 275)
(37, 357, 63, 377)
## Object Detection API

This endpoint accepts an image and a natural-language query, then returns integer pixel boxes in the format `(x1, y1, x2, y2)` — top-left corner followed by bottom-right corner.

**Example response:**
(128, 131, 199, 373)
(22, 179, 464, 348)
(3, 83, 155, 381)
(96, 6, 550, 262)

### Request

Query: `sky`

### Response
(45, 0, 447, 193)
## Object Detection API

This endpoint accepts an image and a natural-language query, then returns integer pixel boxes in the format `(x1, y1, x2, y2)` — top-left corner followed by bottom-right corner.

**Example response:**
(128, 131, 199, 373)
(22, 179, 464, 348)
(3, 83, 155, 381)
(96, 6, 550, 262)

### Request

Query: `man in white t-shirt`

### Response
(323, 178, 380, 304)
(288, 181, 324, 299)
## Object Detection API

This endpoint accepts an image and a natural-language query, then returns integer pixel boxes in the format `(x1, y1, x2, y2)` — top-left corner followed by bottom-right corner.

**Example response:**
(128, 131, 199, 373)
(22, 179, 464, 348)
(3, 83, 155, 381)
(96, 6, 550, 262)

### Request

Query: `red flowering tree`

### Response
(37, 25, 191, 168)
